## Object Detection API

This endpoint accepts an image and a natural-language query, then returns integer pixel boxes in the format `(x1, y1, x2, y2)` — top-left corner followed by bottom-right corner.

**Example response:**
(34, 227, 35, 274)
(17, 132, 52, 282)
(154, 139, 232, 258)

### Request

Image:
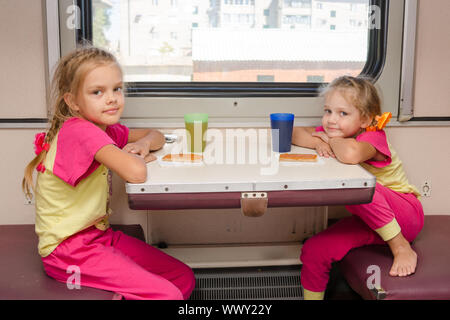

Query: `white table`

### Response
(126, 128, 376, 210)
(125, 128, 376, 268)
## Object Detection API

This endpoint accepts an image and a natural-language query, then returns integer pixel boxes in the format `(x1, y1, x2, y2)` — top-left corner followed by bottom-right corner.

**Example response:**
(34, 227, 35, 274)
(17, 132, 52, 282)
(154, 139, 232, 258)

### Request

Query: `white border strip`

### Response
(160, 244, 303, 268)
(1, 119, 450, 129)
(45, 0, 61, 88)
(399, 0, 418, 122)
(126, 177, 375, 194)
(0, 123, 49, 129)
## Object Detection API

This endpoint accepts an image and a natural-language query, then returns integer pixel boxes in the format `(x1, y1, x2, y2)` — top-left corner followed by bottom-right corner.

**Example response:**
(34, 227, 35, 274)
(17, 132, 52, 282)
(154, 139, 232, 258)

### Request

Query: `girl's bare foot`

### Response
(387, 232, 417, 277)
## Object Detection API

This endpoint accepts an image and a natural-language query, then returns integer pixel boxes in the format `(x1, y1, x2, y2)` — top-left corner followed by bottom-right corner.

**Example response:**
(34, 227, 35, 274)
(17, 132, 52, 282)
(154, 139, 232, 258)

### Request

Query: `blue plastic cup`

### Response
(270, 113, 295, 153)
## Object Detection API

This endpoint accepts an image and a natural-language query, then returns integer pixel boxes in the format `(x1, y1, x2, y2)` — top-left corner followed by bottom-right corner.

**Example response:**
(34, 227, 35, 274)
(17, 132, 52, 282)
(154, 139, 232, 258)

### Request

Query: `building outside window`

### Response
(307, 75, 324, 82)
(257, 75, 275, 82)
(91, 0, 372, 84)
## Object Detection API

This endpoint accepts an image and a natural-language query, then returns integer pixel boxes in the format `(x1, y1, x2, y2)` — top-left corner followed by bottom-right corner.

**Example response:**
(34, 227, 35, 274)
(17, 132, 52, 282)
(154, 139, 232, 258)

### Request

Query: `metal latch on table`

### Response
(370, 286, 387, 300)
(240, 192, 268, 217)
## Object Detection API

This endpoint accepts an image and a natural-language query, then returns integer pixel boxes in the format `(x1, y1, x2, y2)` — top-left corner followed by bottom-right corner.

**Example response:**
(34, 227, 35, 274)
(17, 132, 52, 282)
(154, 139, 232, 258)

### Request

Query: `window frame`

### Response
(53, 0, 414, 128)
(74, 0, 388, 98)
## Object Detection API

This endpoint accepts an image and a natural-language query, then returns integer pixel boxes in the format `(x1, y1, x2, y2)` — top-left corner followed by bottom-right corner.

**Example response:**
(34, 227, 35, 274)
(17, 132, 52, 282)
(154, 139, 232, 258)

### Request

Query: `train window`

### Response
(73, 0, 387, 98)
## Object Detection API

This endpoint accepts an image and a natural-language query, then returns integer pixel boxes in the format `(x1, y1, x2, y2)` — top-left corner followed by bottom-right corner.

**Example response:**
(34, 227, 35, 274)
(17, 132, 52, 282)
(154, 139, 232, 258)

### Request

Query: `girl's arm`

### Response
(94, 129, 165, 183)
(328, 137, 378, 164)
(292, 127, 335, 158)
(292, 127, 319, 149)
(95, 144, 147, 183)
(122, 128, 165, 162)
(127, 129, 165, 151)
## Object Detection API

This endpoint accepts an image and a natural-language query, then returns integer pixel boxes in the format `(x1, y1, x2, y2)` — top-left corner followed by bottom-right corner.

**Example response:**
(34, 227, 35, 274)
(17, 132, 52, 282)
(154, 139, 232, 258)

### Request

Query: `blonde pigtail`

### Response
(21, 118, 62, 201)
(22, 151, 47, 201)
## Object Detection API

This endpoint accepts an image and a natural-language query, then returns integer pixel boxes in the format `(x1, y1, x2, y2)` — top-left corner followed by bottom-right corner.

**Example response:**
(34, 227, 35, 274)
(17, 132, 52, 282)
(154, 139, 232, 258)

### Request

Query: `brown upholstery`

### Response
(339, 215, 450, 300)
(0, 224, 145, 300)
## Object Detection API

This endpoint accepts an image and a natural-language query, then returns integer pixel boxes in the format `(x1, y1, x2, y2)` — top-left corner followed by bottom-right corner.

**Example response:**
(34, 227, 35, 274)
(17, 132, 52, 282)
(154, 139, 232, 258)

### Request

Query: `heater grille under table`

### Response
(190, 266, 303, 300)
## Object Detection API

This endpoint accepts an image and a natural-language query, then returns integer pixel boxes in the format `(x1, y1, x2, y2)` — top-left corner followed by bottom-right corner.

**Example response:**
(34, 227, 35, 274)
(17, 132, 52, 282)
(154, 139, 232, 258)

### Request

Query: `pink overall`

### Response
(300, 128, 424, 294)
(38, 118, 195, 300)
(42, 226, 195, 300)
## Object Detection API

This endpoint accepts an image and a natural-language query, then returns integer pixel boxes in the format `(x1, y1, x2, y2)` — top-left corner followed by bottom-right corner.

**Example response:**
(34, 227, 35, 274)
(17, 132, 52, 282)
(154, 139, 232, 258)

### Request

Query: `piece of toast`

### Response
(279, 153, 317, 162)
(162, 153, 203, 162)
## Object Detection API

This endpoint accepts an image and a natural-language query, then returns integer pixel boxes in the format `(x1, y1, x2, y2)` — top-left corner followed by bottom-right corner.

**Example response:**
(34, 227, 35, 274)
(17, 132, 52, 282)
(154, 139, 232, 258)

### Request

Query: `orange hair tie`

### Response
(366, 112, 392, 132)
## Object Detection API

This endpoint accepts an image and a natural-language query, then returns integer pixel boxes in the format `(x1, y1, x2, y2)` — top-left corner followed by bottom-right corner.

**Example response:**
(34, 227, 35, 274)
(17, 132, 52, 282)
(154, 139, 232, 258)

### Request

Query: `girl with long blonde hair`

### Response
(292, 76, 423, 300)
(22, 46, 195, 300)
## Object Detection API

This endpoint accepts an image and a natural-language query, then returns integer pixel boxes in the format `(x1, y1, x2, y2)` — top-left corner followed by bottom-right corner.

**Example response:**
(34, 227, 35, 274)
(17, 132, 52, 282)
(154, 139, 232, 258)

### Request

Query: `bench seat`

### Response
(339, 215, 450, 300)
(0, 224, 145, 300)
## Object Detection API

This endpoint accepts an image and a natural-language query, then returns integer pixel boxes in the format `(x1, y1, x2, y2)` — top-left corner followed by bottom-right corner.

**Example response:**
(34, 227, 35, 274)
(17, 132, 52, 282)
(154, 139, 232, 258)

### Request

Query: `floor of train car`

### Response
(190, 263, 361, 300)
(189, 219, 361, 300)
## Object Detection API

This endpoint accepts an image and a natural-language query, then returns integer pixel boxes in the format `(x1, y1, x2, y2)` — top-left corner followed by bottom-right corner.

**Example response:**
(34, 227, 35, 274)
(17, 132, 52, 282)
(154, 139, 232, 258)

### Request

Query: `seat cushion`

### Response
(0, 224, 145, 300)
(339, 215, 450, 300)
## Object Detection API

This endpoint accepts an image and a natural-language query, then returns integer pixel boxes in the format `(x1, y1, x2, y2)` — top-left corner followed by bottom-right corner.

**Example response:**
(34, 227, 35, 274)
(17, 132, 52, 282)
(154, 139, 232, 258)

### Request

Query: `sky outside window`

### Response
(93, 0, 370, 83)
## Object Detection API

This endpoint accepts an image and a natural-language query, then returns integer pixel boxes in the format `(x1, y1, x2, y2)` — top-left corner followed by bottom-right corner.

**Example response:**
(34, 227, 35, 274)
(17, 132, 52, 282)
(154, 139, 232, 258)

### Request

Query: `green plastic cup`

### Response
(184, 113, 208, 154)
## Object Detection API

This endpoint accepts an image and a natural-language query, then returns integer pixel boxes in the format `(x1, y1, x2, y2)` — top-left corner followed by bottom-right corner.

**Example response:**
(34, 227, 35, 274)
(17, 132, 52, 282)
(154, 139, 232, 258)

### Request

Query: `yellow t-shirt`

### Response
(34, 118, 129, 257)
(357, 130, 420, 198)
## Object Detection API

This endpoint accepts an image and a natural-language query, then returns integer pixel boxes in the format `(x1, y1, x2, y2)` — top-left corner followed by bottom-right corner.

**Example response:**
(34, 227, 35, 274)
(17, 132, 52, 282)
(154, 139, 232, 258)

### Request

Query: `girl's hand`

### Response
(143, 153, 157, 163)
(311, 131, 330, 144)
(123, 141, 150, 157)
(311, 132, 335, 158)
(315, 141, 335, 158)
(123, 142, 157, 163)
